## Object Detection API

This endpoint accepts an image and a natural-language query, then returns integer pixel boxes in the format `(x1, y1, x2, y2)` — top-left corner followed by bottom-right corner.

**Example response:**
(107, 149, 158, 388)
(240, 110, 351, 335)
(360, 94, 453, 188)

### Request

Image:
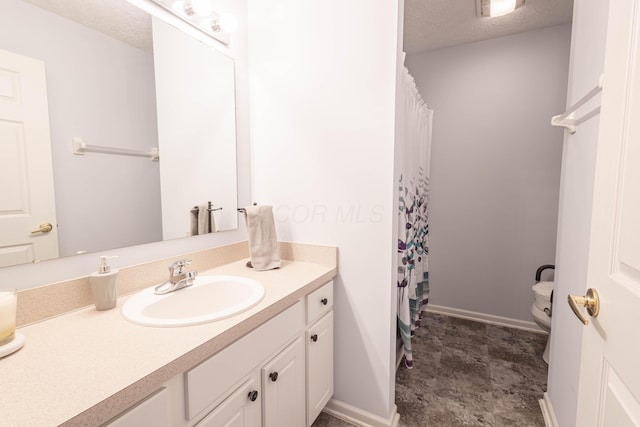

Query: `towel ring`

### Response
(237, 202, 258, 213)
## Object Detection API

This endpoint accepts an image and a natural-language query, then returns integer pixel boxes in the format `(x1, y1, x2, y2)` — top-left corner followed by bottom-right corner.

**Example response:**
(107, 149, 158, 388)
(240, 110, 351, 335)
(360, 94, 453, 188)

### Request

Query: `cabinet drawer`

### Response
(185, 301, 304, 421)
(306, 281, 333, 324)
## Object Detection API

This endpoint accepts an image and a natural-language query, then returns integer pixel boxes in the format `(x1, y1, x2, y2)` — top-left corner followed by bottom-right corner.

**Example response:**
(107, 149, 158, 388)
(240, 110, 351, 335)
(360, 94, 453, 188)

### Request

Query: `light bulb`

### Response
(489, 0, 517, 17)
(218, 12, 237, 32)
(171, 1, 186, 14)
(185, 0, 214, 17)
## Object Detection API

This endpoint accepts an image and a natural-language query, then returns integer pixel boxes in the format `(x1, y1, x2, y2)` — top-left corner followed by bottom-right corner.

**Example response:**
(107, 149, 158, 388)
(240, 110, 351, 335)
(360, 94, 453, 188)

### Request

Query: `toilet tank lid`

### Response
(532, 281, 554, 297)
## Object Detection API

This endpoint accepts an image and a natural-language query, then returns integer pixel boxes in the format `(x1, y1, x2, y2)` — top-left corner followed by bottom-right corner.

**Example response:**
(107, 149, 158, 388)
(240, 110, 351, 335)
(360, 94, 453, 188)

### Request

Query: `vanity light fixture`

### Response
(183, 0, 215, 17)
(476, 0, 525, 18)
(213, 12, 238, 33)
(151, 0, 236, 45)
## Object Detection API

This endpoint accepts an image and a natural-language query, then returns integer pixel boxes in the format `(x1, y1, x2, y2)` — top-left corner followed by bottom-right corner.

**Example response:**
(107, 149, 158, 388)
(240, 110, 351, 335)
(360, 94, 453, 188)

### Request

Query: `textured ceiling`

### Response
(23, 0, 573, 56)
(22, 0, 152, 52)
(404, 0, 574, 54)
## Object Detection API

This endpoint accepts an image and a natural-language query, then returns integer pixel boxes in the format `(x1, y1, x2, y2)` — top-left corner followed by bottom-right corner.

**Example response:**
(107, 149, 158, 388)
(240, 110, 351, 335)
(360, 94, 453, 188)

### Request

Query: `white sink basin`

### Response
(122, 275, 265, 327)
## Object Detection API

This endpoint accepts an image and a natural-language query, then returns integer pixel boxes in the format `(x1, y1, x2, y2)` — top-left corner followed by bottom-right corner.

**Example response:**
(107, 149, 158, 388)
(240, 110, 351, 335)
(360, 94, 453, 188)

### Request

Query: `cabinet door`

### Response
(306, 311, 334, 427)
(262, 336, 306, 427)
(195, 372, 261, 427)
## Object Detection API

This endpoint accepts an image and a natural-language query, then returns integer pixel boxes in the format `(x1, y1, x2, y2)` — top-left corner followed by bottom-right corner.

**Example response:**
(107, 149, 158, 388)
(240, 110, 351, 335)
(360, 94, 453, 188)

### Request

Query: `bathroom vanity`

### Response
(0, 243, 337, 426)
(110, 281, 333, 427)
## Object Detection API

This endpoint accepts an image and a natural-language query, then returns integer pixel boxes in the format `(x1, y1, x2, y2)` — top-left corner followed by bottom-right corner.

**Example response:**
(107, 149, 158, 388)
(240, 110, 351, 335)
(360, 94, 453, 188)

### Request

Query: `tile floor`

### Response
(312, 312, 548, 427)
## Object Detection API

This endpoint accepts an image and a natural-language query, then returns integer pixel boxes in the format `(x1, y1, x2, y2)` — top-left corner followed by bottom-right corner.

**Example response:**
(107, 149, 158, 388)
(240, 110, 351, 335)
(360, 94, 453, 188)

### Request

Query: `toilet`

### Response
(532, 280, 554, 364)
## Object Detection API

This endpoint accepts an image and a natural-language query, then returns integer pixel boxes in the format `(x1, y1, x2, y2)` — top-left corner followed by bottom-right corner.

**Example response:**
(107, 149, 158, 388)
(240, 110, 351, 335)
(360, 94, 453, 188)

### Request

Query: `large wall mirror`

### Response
(0, 0, 238, 269)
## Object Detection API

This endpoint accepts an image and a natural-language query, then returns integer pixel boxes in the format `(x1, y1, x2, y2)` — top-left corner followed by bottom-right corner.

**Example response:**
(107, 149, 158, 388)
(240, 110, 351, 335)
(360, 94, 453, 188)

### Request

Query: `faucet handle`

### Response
(169, 259, 191, 275)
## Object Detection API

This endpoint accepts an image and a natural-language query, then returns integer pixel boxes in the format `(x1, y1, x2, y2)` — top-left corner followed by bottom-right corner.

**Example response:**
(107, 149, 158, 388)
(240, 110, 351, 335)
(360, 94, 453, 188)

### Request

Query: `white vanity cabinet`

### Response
(185, 299, 305, 426)
(106, 281, 334, 427)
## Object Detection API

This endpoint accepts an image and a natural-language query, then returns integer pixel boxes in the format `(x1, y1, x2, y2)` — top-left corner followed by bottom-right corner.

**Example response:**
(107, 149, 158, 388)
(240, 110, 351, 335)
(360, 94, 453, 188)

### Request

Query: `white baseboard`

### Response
(426, 304, 548, 334)
(323, 399, 400, 427)
(539, 392, 559, 427)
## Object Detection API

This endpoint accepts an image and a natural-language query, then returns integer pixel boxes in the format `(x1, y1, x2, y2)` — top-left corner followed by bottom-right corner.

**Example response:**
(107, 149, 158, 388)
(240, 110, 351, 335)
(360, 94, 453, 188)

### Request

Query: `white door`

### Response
(574, 0, 640, 425)
(0, 48, 58, 267)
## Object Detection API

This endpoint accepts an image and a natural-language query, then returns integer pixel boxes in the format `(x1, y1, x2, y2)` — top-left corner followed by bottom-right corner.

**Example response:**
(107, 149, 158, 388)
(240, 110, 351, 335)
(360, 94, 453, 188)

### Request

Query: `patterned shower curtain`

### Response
(397, 60, 433, 369)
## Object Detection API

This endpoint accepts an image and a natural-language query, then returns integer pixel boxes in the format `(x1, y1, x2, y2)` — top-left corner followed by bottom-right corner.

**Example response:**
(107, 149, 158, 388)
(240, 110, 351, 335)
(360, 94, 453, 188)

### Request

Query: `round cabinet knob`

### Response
(310, 334, 318, 342)
(248, 390, 258, 402)
(321, 298, 328, 306)
(269, 372, 279, 382)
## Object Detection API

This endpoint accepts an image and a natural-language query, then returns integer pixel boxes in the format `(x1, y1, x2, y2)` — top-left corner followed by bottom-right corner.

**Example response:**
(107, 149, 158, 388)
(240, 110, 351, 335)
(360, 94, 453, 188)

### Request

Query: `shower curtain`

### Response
(397, 60, 433, 369)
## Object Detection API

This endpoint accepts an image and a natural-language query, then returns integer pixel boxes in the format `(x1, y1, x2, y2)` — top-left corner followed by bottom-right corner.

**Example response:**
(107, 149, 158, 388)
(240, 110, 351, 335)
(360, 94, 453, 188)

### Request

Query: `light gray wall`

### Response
(406, 24, 571, 322)
(548, 2, 609, 426)
(0, 0, 162, 257)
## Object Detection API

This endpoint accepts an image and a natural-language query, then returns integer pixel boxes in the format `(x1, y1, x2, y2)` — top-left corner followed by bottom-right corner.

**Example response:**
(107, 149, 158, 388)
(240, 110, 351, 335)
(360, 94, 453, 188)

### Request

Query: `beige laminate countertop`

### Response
(0, 258, 337, 426)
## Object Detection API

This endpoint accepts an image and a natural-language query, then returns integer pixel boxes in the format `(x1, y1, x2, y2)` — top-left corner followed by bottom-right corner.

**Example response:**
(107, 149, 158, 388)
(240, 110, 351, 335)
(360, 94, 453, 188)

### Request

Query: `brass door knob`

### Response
(568, 288, 600, 325)
(31, 223, 53, 234)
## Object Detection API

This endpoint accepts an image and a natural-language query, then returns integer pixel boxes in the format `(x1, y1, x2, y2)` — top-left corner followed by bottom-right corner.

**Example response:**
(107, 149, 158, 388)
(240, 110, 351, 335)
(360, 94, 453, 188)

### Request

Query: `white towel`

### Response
(244, 205, 281, 271)
(190, 207, 199, 236)
(190, 205, 216, 235)
(198, 204, 210, 234)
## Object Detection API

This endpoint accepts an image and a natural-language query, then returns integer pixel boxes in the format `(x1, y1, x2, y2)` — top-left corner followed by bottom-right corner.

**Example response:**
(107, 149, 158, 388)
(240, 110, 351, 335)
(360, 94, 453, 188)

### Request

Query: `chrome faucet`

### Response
(154, 259, 198, 295)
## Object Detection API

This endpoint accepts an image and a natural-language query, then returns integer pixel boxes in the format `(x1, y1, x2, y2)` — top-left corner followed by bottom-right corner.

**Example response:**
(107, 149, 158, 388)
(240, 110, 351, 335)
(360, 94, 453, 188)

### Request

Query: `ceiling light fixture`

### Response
(476, 0, 525, 18)
(150, 0, 235, 45)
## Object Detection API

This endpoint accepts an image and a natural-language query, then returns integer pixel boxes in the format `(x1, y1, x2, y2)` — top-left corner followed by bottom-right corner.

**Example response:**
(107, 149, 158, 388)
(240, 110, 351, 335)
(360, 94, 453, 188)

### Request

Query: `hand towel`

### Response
(209, 212, 217, 233)
(243, 205, 281, 271)
(190, 205, 217, 235)
(190, 207, 199, 236)
(197, 204, 210, 234)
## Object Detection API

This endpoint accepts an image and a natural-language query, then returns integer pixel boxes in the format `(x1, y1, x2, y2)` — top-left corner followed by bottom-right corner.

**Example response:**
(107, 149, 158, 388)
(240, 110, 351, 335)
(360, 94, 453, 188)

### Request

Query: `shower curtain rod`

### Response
(72, 137, 159, 162)
(551, 74, 603, 134)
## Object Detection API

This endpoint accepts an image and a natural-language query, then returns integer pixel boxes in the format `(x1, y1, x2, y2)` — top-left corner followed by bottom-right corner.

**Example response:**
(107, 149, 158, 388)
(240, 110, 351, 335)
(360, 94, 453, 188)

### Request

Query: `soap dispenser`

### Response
(89, 256, 119, 311)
